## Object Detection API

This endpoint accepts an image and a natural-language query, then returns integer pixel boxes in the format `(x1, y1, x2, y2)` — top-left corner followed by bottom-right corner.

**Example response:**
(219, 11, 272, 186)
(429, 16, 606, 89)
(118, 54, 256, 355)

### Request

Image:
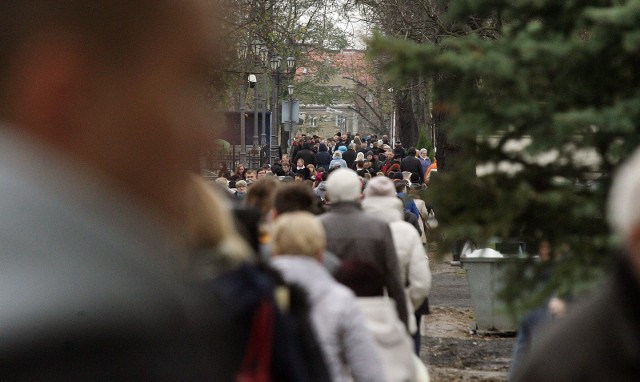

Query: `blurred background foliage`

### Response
(370, 0, 640, 314)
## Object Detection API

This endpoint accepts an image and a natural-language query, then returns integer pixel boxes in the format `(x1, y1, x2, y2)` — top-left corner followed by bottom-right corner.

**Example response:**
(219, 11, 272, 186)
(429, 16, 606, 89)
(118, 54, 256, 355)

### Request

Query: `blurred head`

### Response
(608, 147, 640, 264)
(419, 148, 428, 158)
(326, 168, 361, 203)
(257, 168, 267, 178)
(364, 176, 396, 198)
(274, 183, 322, 215)
(184, 176, 251, 271)
(296, 158, 304, 168)
(333, 151, 342, 159)
(0, 1, 224, 227)
(244, 176, 280, 220)
(335, 259, 384, 297)
(271, 212, 325, 259)
(281, 162, 291, 172)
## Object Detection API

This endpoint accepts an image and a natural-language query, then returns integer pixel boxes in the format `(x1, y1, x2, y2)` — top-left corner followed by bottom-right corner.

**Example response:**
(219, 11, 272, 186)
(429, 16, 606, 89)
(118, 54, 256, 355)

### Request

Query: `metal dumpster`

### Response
(461, 255, 528, 333)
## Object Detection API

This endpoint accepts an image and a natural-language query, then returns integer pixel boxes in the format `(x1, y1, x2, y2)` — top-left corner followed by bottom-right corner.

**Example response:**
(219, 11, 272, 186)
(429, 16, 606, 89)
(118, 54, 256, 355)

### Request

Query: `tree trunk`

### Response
(395, 86, 418, 147)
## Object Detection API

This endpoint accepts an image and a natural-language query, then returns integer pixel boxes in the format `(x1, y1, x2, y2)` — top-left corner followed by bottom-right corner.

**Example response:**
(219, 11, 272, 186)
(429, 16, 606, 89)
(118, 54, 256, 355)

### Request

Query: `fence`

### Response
(202, 145, 274, 176)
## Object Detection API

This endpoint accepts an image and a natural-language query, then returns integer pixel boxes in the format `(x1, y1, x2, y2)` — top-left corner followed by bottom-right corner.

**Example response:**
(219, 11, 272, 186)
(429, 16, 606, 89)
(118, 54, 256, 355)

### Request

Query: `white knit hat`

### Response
(326, 169, 361, 202)
(355, 152, 365, 162)
(363, 176, 396, 198)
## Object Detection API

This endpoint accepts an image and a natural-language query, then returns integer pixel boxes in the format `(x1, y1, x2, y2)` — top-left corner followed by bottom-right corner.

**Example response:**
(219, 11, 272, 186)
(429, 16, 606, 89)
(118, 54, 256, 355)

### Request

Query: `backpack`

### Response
(204, 262, 331, 382)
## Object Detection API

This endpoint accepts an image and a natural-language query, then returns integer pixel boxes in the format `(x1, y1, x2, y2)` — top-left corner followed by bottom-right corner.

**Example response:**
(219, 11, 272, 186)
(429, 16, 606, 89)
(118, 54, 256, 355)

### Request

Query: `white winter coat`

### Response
(362, 196, 432, 334)
(271, 256, 386, 382)
(357, 296, 417, 382)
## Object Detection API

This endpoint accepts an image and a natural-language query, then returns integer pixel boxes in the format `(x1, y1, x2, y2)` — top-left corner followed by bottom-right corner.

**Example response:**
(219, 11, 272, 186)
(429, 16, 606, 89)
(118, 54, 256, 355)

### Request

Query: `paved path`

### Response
(429, 254, 472, 308)
(421, 253, 515, 381)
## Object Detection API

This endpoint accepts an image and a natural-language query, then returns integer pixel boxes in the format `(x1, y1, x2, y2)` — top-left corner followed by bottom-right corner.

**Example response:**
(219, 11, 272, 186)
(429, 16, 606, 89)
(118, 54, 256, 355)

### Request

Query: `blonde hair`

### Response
(184, 175, 252, 277)
(271, 212, 325, 258)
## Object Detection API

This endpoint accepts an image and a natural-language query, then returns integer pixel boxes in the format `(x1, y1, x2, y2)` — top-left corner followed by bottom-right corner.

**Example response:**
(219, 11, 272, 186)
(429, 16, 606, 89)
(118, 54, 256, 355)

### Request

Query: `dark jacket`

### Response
(316, 145, 332, 170)
(342, 149, 357, 169)
(294, 148, 317, 167)
(400, 156, 424, 183)
(318, 202, 409, 327)
(512, 257, 640, 381)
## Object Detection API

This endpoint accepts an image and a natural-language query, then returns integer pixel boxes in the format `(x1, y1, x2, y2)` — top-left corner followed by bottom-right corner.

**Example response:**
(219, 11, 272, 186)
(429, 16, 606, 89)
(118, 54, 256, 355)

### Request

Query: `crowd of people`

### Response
(3, 0, 640, 380)
(206, 132, 437, 380)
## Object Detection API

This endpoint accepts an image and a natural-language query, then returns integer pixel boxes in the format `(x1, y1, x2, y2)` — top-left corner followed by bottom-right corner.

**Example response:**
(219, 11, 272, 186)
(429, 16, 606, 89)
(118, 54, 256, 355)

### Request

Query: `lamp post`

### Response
(251, 40, 265, 153)
(287, 84, 294, 144)
(269, 55, 281, 165)
(259, 47, 269, 147)
(282, 57, 296, 154)
(268, 54, 296, 163)
(238, 43, 249, 166)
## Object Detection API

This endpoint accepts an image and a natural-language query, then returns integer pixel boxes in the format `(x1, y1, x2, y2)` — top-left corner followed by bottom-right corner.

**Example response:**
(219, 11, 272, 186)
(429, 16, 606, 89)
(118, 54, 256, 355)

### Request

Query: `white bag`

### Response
(426, 211, 438, 229)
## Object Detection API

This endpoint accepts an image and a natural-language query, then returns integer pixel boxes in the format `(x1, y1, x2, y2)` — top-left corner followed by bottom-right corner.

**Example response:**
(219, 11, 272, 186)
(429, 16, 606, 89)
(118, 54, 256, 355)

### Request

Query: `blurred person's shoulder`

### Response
(513, 261, 640, 381)
(0, 128, 227, 379)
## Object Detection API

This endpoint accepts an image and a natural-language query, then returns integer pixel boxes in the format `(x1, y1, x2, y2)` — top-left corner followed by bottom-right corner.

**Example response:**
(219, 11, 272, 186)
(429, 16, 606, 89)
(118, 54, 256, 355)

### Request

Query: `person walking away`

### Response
(336, 259, 430, 382)
(362, 176, 432, 351)
(270, 212, 386, 382)
(319, 169, 409, 328)
(329, 150, 348, 170)
(294, 141, 317, 168)
(316, 143, 332, 170)
(342, 142, 358, 169)
(400, 147, 424, 184)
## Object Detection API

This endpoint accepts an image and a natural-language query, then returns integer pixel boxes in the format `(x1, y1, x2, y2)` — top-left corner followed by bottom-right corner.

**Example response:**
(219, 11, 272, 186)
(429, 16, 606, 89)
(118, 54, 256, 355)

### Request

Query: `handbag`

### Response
(426, 210, 438, 229)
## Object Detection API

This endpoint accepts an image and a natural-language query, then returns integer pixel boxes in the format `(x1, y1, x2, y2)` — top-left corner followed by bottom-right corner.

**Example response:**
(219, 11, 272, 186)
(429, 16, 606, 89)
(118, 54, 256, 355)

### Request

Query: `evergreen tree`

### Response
(371, 0, 640, 311)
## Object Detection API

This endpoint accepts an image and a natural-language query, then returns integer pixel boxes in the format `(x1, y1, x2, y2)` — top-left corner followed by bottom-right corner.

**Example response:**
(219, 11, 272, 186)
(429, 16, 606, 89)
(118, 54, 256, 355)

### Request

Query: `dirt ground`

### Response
(419, 254, 516, 381)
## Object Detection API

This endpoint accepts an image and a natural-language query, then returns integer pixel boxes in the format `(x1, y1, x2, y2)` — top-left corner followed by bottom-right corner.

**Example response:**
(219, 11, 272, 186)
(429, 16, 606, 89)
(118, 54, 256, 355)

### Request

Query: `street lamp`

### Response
(286, 56, 296, 71)
(268, 54, 297, 163)
(259, 47, 269, 148)
(250, 40, 265, 153)
(287, 85, 294, 140)
(237, 43, 249, 166)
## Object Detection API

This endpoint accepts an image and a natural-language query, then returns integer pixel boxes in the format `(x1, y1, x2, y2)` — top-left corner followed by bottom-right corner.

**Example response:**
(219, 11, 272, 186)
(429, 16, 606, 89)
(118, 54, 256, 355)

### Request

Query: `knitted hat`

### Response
(392, 172, 404, 181)
(355, 152, 365, 162)
(338, 146, 347, 153)
(364, 176, 396, 198)
(326, 169, 361, 202)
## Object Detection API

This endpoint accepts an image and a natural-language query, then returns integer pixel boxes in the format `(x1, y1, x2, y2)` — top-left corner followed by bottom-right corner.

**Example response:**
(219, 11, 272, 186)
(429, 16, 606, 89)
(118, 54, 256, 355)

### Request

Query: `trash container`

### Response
(461, 254, 528, 333)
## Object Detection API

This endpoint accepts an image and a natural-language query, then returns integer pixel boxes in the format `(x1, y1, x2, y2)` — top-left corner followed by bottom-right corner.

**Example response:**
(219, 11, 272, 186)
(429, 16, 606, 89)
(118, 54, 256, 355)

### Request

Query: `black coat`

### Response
(342, 149, 357, 169)
(315, 151, 332, 170)
(294, 149, 317, 167)
(401, 156, 424, 183)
